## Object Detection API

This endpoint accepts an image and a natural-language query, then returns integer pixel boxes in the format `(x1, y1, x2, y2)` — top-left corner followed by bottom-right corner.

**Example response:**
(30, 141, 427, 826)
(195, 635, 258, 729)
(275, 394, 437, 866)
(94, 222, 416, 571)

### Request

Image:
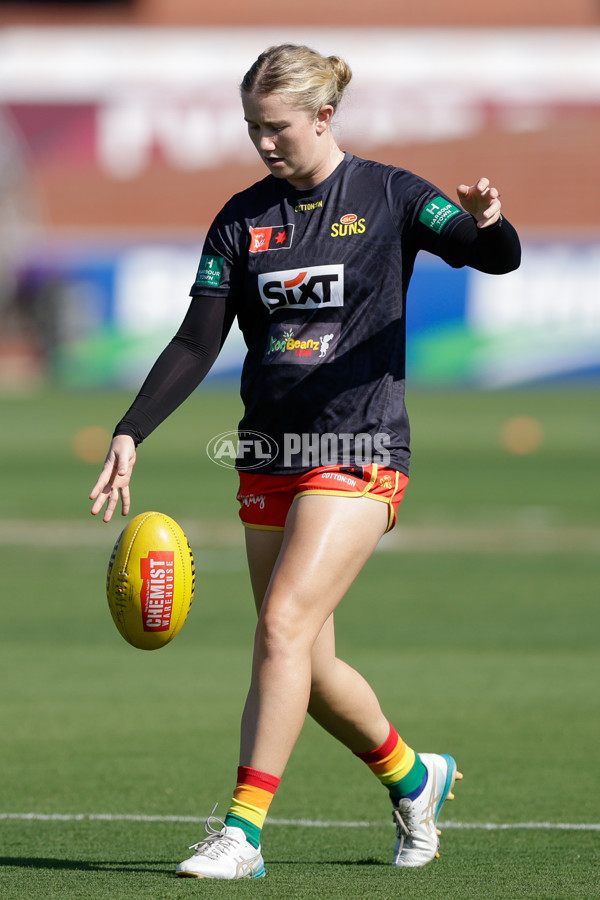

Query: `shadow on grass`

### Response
(0, 857, 173, 875)
(271, 858, 388, 867)
(0, 856, 387, 873)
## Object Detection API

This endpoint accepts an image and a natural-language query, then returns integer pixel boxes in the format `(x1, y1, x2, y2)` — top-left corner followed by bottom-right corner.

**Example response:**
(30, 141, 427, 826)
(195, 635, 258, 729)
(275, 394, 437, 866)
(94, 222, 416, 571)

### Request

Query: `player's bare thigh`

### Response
(250, 493, 388, 650)
(245, 527, 284, 614)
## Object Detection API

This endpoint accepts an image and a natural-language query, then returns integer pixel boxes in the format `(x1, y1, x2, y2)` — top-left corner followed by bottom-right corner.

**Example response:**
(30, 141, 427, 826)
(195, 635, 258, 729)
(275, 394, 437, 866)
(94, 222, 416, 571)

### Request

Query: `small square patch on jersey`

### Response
(419, 196, 461, 234)
(249, 224, 294, 252)
(194, 255, 224, 288)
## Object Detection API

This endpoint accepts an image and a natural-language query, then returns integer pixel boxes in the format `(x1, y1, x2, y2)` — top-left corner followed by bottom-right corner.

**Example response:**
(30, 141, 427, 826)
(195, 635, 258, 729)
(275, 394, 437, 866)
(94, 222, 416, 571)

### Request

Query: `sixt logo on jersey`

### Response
(258, 265, 344, 314)
(249, 224, 294, 252)
(330, 213, 366, 238)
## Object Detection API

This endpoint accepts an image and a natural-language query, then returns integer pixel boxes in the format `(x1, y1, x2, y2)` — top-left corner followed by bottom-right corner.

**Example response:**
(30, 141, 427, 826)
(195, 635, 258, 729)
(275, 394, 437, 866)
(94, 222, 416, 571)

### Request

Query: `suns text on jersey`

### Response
(330, 214, 366, 238)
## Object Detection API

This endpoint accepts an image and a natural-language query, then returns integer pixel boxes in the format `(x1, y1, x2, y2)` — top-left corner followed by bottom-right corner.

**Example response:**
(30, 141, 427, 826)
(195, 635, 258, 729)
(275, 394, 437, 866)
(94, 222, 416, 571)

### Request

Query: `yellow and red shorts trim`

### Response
(237, 464, 409, 533)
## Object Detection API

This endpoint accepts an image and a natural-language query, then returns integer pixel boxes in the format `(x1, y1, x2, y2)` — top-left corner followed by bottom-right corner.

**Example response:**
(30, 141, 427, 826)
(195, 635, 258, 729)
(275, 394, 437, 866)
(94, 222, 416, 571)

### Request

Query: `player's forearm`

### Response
(113, 339, 217, 445)
(453, 214, 521, 274)
(113, 293, 233, 446)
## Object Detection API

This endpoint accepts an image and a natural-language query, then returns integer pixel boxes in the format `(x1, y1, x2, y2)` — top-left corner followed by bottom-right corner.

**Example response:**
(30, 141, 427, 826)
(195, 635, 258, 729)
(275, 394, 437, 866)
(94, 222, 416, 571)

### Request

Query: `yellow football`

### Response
(106, 511, 195, 650)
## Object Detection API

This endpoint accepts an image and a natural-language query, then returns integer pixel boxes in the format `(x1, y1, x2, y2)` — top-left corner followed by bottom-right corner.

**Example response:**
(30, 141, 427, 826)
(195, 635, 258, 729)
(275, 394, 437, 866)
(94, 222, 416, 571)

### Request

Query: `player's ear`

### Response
(315, 105, 335, 133)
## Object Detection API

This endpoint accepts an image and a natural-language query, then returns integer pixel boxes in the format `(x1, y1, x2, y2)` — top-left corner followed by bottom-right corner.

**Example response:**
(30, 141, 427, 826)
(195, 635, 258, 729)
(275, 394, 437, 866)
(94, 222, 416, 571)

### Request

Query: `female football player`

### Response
(90, 43, 520, 880)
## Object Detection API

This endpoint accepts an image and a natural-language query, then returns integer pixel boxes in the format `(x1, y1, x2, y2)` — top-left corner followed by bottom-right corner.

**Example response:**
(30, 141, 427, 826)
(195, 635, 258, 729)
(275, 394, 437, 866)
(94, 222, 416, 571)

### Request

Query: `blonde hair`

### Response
(240, 44, 352, 117)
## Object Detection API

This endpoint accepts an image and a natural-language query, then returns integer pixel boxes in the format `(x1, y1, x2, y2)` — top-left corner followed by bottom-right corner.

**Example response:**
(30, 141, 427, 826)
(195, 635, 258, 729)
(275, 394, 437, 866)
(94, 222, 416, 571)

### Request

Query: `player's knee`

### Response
(256, 600, 313, 660)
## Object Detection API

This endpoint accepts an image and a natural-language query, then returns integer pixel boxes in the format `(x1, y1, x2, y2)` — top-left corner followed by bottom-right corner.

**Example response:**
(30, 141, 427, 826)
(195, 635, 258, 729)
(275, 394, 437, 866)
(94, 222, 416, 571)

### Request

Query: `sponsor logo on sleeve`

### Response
(194, 254, 224, 288)
(258, 264, 344, 313)
(249, 224, 294, 252)
(418, 196, 462, 234)
(330, 213, 367, 238)
(263, 323, 341, 365)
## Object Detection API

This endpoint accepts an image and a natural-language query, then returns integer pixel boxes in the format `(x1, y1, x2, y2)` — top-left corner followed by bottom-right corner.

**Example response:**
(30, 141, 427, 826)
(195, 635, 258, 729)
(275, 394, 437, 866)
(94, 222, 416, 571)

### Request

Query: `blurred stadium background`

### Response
(1, 7, 599, 898)
(0, 0, 599, 391)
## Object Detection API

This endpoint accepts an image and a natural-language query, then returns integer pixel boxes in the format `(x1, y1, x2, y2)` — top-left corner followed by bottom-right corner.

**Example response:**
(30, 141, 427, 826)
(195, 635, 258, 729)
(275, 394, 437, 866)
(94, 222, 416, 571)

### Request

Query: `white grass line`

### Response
(1, 813, 599, 831)
(2, 519, 599, 553)
(441, 821, 600, 831)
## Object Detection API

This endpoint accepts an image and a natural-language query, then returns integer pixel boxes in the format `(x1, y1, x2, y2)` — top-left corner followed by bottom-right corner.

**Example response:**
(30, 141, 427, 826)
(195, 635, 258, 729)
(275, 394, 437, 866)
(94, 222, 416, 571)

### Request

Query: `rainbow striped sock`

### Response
(224, 766, 281, 849)
(354, 723, 427, 801)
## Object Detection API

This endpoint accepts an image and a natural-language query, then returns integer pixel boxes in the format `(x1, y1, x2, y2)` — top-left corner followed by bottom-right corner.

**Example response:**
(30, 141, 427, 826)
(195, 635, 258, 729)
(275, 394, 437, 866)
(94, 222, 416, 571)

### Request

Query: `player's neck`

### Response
(287, 145, 345, 191)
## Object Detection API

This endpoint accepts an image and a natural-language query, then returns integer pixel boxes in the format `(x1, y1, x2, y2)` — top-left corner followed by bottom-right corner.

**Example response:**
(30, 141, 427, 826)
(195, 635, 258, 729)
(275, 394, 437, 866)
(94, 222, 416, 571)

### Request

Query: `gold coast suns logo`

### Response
(257, 265, 344, 314)
(330, 213, 366, 238)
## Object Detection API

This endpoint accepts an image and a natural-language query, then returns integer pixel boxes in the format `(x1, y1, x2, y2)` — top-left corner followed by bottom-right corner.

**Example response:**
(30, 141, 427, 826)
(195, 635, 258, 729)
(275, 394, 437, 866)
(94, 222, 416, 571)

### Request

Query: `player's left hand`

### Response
(89, 434, 137, 523)
(456, 177, 502, 228)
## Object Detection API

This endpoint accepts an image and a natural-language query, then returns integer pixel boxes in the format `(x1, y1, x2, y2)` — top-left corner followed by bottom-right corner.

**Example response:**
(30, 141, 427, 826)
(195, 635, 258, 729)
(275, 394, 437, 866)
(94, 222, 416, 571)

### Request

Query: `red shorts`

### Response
(237, 464, 409, 533)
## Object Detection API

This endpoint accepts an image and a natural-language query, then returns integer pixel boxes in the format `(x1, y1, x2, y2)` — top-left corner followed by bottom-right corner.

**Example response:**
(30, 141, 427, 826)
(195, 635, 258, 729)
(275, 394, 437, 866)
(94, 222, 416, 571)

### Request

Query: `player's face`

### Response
(242, 91, 335, 190)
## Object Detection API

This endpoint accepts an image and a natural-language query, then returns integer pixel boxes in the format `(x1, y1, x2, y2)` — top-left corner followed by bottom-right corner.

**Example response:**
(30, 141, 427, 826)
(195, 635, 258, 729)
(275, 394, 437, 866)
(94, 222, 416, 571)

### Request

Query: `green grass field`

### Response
(0, 386, 598, 900)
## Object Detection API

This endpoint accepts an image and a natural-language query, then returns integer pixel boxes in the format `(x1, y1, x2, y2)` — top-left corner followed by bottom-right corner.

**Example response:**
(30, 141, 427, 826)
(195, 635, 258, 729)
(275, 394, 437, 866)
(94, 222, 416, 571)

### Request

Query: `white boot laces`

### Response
(392, 798, 413, 853)
(189, 804, 241, 859)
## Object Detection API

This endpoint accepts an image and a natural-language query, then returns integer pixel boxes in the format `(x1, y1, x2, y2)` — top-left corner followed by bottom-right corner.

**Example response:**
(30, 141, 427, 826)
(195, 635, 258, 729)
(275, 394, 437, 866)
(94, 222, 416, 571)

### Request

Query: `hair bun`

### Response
(241, 44, 352, 115)
(328, 56, 353, 94)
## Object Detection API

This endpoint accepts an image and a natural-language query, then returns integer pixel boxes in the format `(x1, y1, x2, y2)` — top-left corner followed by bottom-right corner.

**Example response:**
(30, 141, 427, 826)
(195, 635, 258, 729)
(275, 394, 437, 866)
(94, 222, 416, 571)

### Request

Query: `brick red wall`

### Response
(1, 0, 598, 27)
(0, 4, 597, 235)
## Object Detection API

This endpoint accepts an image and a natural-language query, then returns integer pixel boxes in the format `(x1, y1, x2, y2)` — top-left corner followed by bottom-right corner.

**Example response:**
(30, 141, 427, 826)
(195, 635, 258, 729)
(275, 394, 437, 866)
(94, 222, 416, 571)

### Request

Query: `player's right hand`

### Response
(89, 434, 137, 523)
(456, 176, 502, 228)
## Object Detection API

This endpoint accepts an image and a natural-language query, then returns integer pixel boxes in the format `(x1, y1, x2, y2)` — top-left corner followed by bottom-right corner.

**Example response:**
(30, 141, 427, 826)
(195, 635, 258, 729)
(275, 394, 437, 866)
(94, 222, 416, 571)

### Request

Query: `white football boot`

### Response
(176, 810, 266, 879)
(392, 752, 463, 868)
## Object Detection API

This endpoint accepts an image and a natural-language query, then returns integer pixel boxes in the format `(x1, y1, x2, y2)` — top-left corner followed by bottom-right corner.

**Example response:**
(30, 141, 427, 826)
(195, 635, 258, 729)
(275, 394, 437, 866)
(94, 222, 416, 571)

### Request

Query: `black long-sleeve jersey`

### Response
(115, 153, 520, 475)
